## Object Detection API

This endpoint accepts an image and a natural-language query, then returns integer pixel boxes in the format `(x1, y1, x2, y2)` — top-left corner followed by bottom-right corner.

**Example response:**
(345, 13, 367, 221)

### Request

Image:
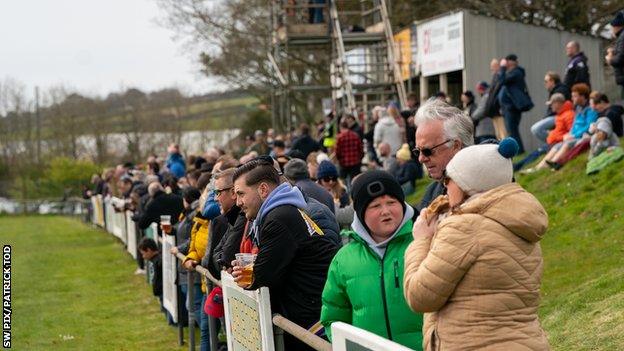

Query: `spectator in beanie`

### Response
(321, 170, 423, 350)
(284, 159, 335, 213)
(404, 138, 550, 350)
(317, 160, 350, 208)
(393, 144, 421, 196)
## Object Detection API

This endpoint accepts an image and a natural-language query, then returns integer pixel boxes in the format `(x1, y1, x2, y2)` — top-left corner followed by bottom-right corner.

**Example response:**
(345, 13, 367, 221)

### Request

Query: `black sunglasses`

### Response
(320, 176, 338, 182)
(412, 139, 452, 158)
(214, 186, 233, 196)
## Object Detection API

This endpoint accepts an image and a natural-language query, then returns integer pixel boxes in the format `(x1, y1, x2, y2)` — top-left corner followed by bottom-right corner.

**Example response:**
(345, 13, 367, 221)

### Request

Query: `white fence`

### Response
(88, 195, 415, 351)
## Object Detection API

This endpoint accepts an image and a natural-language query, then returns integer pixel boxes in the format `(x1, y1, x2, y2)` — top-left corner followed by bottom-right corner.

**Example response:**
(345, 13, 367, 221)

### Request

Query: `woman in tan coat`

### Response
(404, 138, 550, 351)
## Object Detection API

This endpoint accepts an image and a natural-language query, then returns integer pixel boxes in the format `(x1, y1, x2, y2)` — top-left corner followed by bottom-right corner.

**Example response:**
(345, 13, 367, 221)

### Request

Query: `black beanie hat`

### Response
(351, 170, 405, 225)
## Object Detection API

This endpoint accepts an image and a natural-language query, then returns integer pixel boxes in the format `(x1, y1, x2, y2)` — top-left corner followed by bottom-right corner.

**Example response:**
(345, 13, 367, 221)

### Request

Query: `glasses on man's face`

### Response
(214, 186, 233, 196)
(412, 139, 452, 158)
(320, 176, 337, 183)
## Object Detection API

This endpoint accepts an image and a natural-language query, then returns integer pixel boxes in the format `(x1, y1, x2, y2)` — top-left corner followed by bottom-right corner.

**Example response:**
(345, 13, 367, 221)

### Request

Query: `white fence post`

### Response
(331, 322, 415, 351)
(221, 272, 275, 351)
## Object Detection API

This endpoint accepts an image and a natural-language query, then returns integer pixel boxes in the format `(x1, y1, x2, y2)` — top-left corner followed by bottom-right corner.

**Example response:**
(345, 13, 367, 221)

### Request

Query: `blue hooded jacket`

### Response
(166, 153, 186, 179)
(251, 183, 307, 243)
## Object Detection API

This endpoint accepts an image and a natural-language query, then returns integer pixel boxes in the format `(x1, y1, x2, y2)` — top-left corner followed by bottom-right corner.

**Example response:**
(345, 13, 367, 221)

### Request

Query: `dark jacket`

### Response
(394, 160, 421, 188)
(202, 205, 241, 279)
(173, 201, 199, 285)
(603, 104, 624, 137)
(303, 195, 341, 247)
(136, 190, 184, 230)
(247, 184, 340, 348)
(484, 72, 502, 117)
(295, 179, 335, 213)
(148, 252, 163, 297)
(563, 52, 590, 88)
(291, 134, 321, 159)
(498, 66, 533, 112)
(610, 29, 624, 85)
(215, 212, 247, 270)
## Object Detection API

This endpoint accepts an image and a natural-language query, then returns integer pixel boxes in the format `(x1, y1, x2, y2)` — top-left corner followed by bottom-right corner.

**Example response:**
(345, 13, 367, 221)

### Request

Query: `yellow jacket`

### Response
(185, 216, 210, 292)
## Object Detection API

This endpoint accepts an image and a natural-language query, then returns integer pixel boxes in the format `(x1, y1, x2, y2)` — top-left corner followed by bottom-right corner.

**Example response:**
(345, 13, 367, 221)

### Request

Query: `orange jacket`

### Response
(547, 100, 575, 145)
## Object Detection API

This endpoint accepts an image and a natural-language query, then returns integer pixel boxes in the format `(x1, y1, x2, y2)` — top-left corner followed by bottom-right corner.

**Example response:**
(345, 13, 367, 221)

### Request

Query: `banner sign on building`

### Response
(393, 28, 412, 81)
(417, 12, 464, 77)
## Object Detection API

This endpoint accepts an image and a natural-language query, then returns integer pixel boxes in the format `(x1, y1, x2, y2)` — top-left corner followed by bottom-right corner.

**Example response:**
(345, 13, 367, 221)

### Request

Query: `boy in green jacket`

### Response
(321, 170, 423, 350)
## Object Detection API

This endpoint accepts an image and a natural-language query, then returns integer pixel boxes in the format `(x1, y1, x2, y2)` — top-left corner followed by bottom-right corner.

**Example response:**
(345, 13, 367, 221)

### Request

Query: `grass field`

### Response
(1, 216, 186, 350)
(2, 148, 622, 350)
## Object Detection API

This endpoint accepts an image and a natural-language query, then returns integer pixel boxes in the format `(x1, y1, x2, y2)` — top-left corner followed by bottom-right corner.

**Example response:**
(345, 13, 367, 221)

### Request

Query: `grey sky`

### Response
(0, 0, 217, 98)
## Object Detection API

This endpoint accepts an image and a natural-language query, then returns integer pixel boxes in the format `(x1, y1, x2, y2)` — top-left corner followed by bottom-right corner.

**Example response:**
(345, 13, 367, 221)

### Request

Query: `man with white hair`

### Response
(413, 99, 475, 212)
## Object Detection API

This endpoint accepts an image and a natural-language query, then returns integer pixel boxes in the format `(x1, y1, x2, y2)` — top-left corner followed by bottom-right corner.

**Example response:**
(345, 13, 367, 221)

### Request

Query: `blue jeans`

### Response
(200, 293, 210, 351)
(530, 116, 555, 146)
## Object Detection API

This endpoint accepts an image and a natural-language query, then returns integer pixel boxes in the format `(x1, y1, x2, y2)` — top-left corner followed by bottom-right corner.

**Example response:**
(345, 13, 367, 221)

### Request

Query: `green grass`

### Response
(2, 216, 186, 350)
(407, 150, 624, 350)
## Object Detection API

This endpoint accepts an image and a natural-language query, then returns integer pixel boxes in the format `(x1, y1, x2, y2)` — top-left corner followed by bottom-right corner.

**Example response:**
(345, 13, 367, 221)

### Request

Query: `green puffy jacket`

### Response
(321, 219, 424, 350)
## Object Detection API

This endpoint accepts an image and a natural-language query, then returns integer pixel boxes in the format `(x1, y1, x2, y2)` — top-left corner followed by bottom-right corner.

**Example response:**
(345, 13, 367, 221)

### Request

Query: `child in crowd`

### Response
(139, 238, 163, 302)
(321, 170, 423, 350)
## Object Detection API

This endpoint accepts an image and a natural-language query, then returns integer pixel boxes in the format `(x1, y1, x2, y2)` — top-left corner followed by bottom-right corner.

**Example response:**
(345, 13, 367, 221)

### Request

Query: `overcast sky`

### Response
(0, 0, 218, 98)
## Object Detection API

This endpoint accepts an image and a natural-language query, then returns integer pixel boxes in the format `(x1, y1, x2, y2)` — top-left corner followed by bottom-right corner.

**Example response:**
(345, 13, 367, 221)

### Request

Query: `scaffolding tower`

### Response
(269, 0, 405, 131)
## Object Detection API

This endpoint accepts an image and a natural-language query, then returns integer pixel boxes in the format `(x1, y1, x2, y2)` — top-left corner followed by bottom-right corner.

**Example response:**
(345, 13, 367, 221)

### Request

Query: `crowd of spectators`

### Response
(84, 10, 624, 351)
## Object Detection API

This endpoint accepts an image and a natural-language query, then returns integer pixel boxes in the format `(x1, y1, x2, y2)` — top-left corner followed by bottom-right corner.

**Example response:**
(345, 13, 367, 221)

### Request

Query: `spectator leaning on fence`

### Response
(413, 99, 474, 214)
(169, 186, 202, 325)
(404, 138, 550, 350)
(136, 182, 184, 230)
(139, 237, 163, 304)
(231, 158, 340, 351)
(321, 170, 423, 350)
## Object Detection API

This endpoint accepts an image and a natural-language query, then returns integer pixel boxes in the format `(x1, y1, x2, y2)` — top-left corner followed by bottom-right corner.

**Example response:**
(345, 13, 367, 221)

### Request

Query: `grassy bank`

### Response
(2, 216, 184, 350)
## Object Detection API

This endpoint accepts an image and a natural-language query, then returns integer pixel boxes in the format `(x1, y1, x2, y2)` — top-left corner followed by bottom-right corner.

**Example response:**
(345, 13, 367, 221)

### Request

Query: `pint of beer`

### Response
(235, 253, 256, 286)
(160, 215, 172, 234)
